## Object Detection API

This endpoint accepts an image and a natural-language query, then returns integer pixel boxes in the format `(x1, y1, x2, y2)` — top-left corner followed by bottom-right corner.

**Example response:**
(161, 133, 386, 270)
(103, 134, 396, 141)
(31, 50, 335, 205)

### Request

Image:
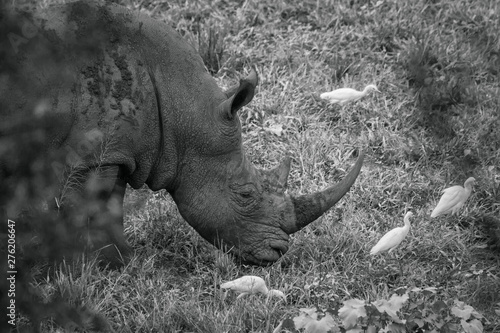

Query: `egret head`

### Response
(465, 177, 476, 187)
(365, 84, 380, 93)
(405, 211, 414, 220)
(268, 289, 286, 301)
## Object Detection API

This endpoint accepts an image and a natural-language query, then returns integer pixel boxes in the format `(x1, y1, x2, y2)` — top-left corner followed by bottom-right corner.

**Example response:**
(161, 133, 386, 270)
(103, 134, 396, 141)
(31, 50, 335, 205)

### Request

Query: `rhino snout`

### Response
(243, 239, 289, 266)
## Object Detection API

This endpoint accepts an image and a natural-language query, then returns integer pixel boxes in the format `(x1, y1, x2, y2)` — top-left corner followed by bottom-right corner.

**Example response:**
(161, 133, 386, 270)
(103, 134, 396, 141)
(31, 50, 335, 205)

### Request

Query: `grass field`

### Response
(19, 0, 500, 331)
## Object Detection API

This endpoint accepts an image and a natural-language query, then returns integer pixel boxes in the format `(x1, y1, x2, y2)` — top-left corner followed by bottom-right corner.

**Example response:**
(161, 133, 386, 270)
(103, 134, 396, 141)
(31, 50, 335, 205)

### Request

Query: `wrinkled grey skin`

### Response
(0, 1, 364, 266)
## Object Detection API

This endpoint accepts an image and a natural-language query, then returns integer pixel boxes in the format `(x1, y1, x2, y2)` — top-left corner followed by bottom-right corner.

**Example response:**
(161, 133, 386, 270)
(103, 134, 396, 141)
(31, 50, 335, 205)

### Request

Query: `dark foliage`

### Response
(404, 41, 474, 140)
(0, 4, 114, 332)
(477, 215, 500, 252)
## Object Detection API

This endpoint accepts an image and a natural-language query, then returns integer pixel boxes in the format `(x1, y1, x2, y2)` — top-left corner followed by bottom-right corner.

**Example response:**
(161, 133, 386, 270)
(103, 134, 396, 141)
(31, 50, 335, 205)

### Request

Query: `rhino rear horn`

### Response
(260, 157, 291, 193)
(220, 68, 258, 120)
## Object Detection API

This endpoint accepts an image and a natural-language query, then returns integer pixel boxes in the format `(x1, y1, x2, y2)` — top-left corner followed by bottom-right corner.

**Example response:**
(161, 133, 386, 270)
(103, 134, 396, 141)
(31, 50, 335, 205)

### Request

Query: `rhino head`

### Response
(169, 69, 364, 265)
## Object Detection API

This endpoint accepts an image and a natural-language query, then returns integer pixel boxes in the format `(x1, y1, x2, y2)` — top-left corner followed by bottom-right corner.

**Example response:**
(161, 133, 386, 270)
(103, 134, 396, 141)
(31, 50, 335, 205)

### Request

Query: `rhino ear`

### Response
(220, 68, 258, 120)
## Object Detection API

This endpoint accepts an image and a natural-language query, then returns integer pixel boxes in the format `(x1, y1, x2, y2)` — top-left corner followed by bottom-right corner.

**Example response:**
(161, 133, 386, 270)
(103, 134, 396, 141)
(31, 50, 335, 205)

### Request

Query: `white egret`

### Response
(431, 177, 476, 218)
(370, 212, 414, 277)
(320, 84, 380, 105)
(370, 211, 413, 255)
(220, 275, 285, 301)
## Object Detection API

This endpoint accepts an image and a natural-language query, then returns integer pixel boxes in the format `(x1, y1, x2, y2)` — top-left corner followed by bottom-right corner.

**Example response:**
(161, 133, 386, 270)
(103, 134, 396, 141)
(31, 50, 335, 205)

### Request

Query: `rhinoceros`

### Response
(0, 1, 364, 267)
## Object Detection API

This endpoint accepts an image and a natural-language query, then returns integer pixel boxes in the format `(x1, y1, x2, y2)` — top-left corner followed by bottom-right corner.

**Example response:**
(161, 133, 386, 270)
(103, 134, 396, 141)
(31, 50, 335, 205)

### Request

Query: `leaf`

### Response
(294, 310, 316, 330)
(372, 299, 399, 323)
(293, 313, 309, 329)
(371, 294, 408, 323)
(345, 328, 364, 333)
(282, 318, 296, 331)
(389, 293, 409, 311)
(431, 300, 447, 313)
(338, 298, 367, 329)
(342, 298, 367, 308)
(366, 326, 377, 333)
(384, 323, 406, 333)
(293, 310, 338, 333)
(446, 321, 464, 331)
(433, 317, 445, 329)
(409, 301, 424, 311)
(424, 313, 439, 324)
(413, 318, 425, 327)
(461, 319, 483, 333)
(303, 313, 337, 333)
(300, 307, 319, 318)
(451, 300, 475, 320)
(394, 287, 407, 295)
(294, 307, 339, 333)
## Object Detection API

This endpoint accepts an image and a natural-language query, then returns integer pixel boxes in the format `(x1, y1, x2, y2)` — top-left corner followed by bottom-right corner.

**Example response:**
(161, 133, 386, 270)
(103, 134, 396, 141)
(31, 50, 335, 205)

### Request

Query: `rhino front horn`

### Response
(285, 150, 365, 233)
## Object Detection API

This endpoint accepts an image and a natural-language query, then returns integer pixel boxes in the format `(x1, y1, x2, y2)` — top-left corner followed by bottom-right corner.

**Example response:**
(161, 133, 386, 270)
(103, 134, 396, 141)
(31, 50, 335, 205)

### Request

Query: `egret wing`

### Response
(221, 276, 263, 293)
(370, 226, 408, 255)
(319, 92, 339, 102)
(431, 186, 463, 217)
(323, 88, 358, 100)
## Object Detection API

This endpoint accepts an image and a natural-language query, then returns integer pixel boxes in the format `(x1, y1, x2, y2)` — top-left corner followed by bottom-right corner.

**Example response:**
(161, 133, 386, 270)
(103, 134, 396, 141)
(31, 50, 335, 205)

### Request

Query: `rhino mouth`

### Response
(239, 237, 289, 266)
(243, 249, 283, 266)
(262, 241, 288, 264)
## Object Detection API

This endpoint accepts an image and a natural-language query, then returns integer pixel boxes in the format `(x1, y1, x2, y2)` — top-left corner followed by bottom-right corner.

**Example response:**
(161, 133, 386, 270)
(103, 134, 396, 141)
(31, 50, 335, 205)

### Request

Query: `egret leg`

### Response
(397, 253, 403, 279)
(388, 250, 403, 279)
(392, 251, 404, 279)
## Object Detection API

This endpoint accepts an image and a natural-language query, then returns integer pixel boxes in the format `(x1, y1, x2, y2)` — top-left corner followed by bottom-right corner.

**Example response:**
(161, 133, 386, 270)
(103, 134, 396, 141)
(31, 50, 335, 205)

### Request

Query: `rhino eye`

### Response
(231, 184, 258, 206)
(236, 185, 254, 198)
(239, 190, 253, 199)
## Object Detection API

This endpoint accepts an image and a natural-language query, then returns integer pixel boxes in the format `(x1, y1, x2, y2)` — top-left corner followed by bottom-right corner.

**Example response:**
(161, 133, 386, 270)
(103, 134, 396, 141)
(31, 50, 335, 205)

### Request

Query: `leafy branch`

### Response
(277, 287, 485, 333)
